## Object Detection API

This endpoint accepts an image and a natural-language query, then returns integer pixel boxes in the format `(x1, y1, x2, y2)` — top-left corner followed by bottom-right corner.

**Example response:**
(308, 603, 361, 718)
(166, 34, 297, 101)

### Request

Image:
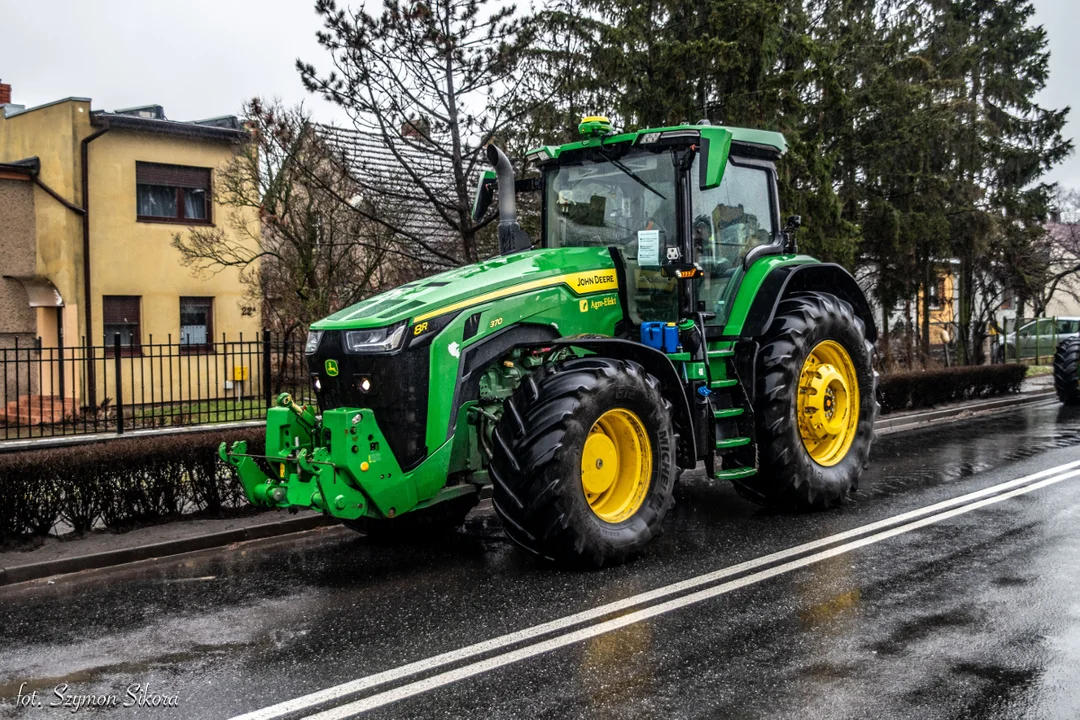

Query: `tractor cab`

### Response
(477, 118, 792, 334)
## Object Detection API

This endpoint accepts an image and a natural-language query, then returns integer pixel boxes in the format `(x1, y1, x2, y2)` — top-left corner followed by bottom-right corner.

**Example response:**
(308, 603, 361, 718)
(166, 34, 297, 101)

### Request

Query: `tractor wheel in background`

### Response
(490, 357, 678, 568)
(341, 492, 478, 541)
(734, 291, 878, 509)
(1053, 338, 1080, 405)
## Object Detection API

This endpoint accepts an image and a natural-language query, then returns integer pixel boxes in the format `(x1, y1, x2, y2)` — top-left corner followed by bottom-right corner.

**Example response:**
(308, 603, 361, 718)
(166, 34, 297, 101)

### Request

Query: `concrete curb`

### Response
(874, 390, 1057, 435)
(0, 514, 335, 586)
(0, 389, 1061, 587)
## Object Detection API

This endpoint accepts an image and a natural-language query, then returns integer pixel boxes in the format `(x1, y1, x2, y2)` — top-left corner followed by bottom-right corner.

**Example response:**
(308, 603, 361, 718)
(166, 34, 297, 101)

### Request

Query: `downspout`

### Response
(81, 126, 109, 407)
(31, 175, 85, 216)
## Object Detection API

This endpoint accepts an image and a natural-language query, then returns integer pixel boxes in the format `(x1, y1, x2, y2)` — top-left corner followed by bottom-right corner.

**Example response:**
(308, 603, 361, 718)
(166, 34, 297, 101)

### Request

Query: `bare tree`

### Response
(171, 99, 424, 342)
(1027, 189, 1080, 317)
(297, 0, 536, 264)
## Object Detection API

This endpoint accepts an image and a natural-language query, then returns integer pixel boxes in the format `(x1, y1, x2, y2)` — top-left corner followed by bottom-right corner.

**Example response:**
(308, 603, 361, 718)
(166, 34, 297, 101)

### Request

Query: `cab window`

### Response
(691, 159, 775, 323)
(545, 149, 680, 323)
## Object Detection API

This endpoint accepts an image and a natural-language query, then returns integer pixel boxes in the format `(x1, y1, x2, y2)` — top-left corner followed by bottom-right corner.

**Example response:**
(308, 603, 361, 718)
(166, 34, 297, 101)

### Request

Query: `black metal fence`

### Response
(0, 332, 313, 442)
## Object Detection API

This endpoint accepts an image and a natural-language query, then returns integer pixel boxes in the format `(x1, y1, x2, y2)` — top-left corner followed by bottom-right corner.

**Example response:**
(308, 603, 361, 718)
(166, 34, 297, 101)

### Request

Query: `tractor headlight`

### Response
(305, 330, 324, 355)
(344, 322, 407, 353)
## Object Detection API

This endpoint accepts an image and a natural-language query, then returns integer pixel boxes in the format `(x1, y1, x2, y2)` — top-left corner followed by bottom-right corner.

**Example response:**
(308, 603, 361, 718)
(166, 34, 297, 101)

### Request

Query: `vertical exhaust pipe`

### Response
(485, 144, 532, 255)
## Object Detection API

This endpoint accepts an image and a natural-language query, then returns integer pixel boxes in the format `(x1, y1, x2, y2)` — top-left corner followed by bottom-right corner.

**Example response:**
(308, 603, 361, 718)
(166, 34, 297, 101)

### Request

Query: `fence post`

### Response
(114, 334, 124, 434)
(262, 329, 272, 409)
(1036, 317, 1042, 366)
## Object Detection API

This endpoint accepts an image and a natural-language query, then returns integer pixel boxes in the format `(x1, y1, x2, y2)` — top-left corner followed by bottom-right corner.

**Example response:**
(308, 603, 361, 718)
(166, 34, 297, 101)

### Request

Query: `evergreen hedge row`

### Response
(877, 364, 1027, 414)
(0, 427, 263, 544)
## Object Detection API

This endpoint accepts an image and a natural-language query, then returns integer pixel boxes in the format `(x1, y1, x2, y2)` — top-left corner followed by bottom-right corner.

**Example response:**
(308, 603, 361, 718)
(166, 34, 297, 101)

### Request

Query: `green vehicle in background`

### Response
(221, 116, 879, 567)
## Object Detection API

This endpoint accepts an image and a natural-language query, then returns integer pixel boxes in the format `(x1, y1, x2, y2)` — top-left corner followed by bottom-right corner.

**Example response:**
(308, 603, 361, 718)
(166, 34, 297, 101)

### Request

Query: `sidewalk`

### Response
(0, 382, 1060, 586)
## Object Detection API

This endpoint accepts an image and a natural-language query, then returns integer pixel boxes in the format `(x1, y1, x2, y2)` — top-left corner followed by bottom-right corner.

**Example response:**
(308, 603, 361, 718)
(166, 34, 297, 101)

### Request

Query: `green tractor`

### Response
(221, 116, 878, 567)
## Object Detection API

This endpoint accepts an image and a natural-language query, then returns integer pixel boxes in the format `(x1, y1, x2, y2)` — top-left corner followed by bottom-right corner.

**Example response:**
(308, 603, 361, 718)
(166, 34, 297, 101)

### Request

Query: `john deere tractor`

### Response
(221, 117, 878, 567)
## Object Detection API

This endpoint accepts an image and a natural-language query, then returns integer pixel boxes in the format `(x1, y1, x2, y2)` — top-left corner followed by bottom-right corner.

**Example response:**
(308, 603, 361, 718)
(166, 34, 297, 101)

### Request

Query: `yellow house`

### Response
(0, 85, 259, 420)
(916, 267, 956, 346)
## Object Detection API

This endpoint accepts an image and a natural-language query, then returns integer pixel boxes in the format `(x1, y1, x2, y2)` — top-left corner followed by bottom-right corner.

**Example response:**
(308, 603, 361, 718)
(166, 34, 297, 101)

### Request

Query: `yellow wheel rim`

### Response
(797, 340, 860, 467)
(581, 408, 652, 523)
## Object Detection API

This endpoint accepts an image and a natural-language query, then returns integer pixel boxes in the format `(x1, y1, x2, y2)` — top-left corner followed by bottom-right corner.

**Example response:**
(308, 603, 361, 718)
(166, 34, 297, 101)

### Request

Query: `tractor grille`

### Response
(308, 331, 430, 470)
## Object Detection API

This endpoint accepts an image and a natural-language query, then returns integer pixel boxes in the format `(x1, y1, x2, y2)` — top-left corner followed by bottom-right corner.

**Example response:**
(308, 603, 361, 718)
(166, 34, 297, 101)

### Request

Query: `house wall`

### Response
(1044, 292, 1080, 319)
(0, 175, 39, 403)
(0, 99, 90, 329)
(0, 99, 261, 407)
(0, 176, 36, 339)
(87, 130, 260, 348)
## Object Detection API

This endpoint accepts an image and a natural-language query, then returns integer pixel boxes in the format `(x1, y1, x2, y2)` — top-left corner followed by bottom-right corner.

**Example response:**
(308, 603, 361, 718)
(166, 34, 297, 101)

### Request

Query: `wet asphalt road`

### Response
(2, 402, 1080, 719)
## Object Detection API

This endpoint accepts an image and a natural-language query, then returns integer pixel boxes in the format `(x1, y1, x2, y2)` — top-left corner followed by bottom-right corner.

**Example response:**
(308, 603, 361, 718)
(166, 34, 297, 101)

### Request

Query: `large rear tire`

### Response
(1053, 338, 1080, 405)
(734, 291, 877, 509)
(490, 357, 678, 568)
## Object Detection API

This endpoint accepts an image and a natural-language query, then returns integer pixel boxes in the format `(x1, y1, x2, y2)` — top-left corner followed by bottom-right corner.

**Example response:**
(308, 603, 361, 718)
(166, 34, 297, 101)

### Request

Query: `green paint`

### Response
(721, 254, 819, 336)
(527, 123, 785, 164)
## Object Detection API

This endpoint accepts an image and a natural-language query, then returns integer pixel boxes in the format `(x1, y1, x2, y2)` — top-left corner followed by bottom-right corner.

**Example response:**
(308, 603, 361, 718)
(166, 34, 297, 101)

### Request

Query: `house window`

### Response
(136, 162, 211, 223)
(103, 296, 141, 353)
(180, 297, 213, 351)
(928, 276, 948, 309)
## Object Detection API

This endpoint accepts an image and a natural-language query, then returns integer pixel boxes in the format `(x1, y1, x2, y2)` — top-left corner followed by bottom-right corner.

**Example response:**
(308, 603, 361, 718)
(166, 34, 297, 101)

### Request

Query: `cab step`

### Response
(715, 467, 757, 481)
(712, 407, 744, 419)
(715, 437, 752, 450)
(710, 378, 738, 389)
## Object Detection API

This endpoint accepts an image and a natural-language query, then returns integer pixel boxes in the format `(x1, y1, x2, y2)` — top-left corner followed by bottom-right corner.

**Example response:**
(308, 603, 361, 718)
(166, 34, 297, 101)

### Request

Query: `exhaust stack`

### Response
(485, 144, 532, 255)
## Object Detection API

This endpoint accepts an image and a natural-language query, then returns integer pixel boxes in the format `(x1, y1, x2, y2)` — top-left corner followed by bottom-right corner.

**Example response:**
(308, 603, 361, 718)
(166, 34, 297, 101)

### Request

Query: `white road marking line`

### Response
(230, 459, 1080, 720)
(308, 468, 1080, 719)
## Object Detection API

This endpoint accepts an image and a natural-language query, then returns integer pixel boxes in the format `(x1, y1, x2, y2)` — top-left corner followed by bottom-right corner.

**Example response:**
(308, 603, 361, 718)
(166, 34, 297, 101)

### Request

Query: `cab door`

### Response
(689, 154, 781, 329)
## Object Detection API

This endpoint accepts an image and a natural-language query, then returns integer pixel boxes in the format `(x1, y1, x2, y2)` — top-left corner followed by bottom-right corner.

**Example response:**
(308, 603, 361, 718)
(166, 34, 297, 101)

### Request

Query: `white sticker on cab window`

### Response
(637, 229, 660, 267)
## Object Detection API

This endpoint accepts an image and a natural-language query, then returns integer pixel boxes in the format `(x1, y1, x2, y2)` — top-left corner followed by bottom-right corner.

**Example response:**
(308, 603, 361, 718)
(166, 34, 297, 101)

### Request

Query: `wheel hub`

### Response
(797, 340, 860, 466)
(580, 408, 652, 523)
(582, 432, 619, 496)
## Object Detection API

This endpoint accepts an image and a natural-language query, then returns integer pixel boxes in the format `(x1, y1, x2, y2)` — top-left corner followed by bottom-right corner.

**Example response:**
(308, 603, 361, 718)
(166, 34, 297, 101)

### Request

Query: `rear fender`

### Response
(742, 263, 877, 342)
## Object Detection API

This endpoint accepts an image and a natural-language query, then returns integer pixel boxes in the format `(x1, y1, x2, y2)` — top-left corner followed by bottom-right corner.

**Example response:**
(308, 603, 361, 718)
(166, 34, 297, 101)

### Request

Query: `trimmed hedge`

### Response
(0, 427, 264, 544)
(878, 364, 1027, 414)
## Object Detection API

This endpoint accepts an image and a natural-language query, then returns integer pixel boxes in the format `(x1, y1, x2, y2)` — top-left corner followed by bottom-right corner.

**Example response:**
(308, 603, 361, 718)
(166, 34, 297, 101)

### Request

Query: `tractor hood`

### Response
(311, 246, 617, 331)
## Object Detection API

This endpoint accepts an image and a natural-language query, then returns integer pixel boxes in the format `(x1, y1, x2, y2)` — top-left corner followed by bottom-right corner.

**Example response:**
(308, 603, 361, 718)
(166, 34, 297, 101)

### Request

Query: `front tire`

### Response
(734, 291, 877, 509)
(490, 357, 678, 568)
(1053, 338, 1080, 405)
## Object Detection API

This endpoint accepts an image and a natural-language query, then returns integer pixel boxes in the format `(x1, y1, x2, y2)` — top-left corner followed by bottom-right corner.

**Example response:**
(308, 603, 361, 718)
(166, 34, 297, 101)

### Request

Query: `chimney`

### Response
(401, 116, 430, 140)
(0, 81, 11, 105)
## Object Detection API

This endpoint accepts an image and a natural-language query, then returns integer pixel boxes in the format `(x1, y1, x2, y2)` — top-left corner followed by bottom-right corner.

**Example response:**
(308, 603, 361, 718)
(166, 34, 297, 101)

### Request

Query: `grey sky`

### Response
(1, 0, 1077, 188)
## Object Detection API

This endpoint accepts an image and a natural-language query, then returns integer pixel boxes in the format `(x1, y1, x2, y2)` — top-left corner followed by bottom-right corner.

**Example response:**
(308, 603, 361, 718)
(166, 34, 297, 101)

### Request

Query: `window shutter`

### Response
(102, 296, 140, 324)
(136, 162, 210, 189)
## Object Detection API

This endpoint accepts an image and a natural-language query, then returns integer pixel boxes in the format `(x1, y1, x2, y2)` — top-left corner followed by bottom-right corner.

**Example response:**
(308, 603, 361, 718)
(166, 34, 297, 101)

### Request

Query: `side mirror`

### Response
(782, 215, 802, 253)
(471, 169, 497, 222)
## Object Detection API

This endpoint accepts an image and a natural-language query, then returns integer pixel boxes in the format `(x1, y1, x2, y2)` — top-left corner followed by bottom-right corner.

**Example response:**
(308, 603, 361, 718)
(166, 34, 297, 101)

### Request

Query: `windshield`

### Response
(545, 149, 677, 264)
